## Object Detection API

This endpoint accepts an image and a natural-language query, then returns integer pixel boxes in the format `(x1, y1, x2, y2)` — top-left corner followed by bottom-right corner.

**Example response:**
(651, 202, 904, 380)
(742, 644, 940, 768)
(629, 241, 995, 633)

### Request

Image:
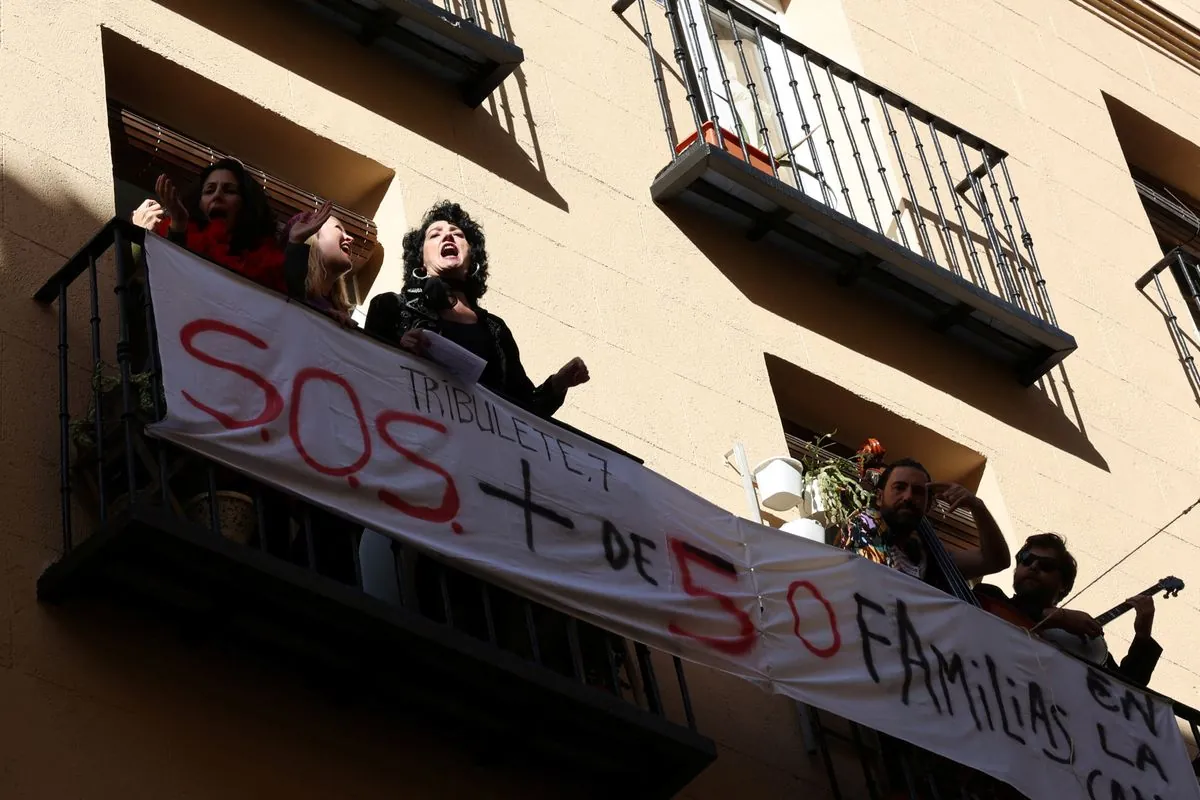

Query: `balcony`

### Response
(617, 0, 1076, 386)
(289, 0, 523, 106)
(807, 697, 1200, 799)
(1137, 248, 1200, 404)
(32, 221, 715, 798)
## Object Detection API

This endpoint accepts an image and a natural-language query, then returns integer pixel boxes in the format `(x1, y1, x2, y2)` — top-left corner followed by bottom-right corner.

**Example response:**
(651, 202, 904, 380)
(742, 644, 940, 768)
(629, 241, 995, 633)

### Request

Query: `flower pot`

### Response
(675, 121, 776, 177)
(801, 477, 828, 523)
(780, 517, 826, 544)
(184, 491, 256, 546)
(752, 456, 806, 511)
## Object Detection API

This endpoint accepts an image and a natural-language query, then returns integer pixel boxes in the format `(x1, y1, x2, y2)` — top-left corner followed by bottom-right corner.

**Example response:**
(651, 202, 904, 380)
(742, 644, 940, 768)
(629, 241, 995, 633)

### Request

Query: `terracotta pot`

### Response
(184, 491, 256, 546)
(675, 121, 776, 177)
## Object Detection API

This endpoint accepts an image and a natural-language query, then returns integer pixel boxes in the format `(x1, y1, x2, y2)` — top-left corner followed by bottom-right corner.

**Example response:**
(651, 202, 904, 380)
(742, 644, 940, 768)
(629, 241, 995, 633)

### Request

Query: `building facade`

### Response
(4, 0, 1200, 796)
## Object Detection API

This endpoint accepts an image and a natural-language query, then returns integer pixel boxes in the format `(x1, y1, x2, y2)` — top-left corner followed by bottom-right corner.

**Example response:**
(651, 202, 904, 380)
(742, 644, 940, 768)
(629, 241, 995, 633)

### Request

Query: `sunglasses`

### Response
(1017, 551, 1061, 573)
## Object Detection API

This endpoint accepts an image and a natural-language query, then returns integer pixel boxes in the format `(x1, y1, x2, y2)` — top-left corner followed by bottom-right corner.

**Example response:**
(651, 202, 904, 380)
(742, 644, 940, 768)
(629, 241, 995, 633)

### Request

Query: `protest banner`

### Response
(146, 235, 1198, 800)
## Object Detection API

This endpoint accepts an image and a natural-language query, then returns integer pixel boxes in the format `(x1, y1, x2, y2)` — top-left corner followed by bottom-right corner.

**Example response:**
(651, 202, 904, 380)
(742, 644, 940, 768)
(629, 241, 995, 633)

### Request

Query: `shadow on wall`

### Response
(660, 204, 1110, 472)
(3, 170, 112, 361)
(147, 0, 568, 212)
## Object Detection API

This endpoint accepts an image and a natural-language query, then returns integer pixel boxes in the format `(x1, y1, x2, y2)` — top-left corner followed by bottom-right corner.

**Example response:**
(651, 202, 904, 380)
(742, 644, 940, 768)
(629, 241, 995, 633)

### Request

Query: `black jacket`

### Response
(974, 584, 1162, 687)
(364, 291, 565, 418)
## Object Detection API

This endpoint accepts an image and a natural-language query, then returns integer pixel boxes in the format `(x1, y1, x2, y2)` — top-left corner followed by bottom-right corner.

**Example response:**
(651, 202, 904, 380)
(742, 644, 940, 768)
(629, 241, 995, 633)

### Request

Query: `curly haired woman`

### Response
(364, 201, 588, 418)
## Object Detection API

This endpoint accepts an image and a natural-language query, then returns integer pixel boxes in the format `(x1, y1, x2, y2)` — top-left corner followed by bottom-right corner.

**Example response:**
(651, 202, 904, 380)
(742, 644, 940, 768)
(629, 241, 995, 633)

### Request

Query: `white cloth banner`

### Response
(145, 236, 1196, 800)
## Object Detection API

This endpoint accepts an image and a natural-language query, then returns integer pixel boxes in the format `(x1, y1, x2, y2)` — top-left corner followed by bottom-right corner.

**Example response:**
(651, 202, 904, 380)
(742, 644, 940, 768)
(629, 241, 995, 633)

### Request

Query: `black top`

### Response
(365, 291, 566, 418)
(975, 584, 1163, 687)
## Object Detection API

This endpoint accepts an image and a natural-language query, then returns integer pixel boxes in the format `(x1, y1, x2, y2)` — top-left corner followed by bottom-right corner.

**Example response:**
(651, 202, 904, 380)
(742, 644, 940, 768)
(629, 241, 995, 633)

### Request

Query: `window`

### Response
(781, 421, 982, 553)
(108, 104, 381, 305)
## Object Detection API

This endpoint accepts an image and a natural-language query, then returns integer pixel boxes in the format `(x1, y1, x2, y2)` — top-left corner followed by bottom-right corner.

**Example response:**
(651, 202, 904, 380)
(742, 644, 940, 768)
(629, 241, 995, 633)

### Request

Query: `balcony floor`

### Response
(652, 143, 1077, 386)
(38, 504, 715, 797)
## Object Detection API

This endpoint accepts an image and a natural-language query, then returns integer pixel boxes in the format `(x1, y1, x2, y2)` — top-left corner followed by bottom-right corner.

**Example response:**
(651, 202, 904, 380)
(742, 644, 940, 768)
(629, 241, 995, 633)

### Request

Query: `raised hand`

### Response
(155, 174, 188, 233)
(289, 200, 334, 244)
(552, 356, 590, 393)
(926, 481, 980, 513)
(131, 198, 164, 231)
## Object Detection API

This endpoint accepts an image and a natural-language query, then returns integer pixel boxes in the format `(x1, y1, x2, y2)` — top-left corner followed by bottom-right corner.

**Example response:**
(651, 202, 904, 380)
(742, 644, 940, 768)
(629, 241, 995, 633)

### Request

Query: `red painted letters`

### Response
(177, 318, 460, 527)
(289, 367, 372, 478)
(787, 579, 841, 658)
(375, 411, 461, 523)
(666, 538, 757, 656)
(179, 319, 284, 429)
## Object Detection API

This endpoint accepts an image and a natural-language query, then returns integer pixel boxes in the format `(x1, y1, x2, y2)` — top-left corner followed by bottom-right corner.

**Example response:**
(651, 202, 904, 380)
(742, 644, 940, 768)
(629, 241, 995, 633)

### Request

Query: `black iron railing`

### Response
(621, 0, 1059, 330)
(1136, 248, 1200, 404)
(807, 694, 1200, 799)
(34, 218, 697, 734)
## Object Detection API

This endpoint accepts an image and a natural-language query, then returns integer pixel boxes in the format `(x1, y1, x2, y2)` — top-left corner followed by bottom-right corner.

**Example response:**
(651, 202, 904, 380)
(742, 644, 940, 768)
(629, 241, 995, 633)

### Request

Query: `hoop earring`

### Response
(412, 266, 428, 280)
(469, 263, 481, 277)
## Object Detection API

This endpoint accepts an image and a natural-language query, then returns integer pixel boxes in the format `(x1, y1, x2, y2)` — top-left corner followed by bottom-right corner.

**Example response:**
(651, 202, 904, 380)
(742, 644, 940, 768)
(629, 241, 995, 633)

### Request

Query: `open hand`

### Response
(131, 199, 164, 231)
(552, 356, 589, 393)
(155, 174, 188, 233)
(289, 200, 334, 244)
(926, 482, 980, 513)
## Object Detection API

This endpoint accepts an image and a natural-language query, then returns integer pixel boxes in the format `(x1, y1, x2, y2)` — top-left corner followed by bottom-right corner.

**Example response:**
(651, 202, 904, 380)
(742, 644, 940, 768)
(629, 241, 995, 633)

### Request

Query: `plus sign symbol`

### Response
(478, 458, 575, 552)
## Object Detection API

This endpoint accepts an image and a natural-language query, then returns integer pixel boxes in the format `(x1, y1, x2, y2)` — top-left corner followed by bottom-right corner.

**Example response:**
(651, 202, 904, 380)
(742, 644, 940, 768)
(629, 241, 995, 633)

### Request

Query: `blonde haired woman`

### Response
(282, 201, 358, 326)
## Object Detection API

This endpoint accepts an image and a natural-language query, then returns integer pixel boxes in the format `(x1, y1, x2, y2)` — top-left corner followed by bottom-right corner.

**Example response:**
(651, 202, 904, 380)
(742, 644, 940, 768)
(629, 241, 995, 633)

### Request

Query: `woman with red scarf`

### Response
(131, 158, 286, 293)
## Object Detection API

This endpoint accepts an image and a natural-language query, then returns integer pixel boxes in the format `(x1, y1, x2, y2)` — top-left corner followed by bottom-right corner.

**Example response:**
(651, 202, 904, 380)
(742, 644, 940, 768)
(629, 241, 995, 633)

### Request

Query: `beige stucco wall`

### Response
(3, 0, 1200, 796)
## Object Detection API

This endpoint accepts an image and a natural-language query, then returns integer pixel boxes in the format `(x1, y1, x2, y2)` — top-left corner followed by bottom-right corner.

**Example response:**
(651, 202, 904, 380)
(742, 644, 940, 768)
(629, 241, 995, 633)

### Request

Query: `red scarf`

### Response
(154, 217, 286, 294)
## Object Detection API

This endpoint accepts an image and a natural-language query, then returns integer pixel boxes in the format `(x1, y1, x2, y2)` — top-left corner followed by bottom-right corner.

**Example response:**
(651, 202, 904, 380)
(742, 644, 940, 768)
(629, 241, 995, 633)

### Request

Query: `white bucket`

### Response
(781, 517, 827, 544)
(752, 457, 807, 511)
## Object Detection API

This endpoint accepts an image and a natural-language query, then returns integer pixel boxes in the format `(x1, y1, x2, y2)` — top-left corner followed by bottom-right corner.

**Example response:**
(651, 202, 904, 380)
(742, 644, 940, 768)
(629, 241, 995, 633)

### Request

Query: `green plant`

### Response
(793, 433, 873, 528)
(69, 362, 157, 456)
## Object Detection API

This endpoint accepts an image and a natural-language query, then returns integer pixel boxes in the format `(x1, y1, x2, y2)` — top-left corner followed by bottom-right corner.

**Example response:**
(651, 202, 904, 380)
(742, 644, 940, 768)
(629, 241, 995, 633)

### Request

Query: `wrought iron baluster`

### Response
(524, 601, 542, 663)
(782, 44, 832, 205)
(801, 54, 855, 219)
(635, 642, 663, 715)
(905, 108, 960, 275)
(982, 151, 1034, 313)
(489, 0, 507, 40)
(828, 67, 881, 232)
(956, 135, 1012, 300)
(87, 253, 106, 528)
(672, 656, 697, 730)
(1000, 158, 1057, 327)
(754, 24, 802, 186)
(635, 0, 678, 160)
(663, 0, 706, 145)
(303, 505, 317, 570)
(929, 122, 985, 286)
(854, 82, 904, 244)
(698, 0, 749, 163)
(677, 0, 719, 144)
(566, 617, 586, 681)
(480, 583, 498, 644)
(57, 280, 73, 552)
(721, 6, 777, 177)
(461, 0, 478, 26)
(113, 228, 139, 504)
(437, 562, 454, 627)
(880, 100, 932, 257)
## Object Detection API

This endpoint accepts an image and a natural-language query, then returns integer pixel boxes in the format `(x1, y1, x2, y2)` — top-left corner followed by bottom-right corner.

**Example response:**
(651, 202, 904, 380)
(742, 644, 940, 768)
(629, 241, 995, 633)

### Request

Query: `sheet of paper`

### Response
(422, 331, 487, 385)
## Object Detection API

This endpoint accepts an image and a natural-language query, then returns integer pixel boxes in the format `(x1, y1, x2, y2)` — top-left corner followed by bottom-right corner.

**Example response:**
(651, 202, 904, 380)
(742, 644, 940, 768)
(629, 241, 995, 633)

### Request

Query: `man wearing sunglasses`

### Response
(975, 533, 1161, 687)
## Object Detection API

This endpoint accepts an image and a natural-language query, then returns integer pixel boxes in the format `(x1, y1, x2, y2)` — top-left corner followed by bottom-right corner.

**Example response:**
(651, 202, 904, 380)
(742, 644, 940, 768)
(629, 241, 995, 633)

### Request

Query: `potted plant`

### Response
(674, 120, 777, 177)
(792, 433, 873, 529)
(69, 363, 160, 518)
